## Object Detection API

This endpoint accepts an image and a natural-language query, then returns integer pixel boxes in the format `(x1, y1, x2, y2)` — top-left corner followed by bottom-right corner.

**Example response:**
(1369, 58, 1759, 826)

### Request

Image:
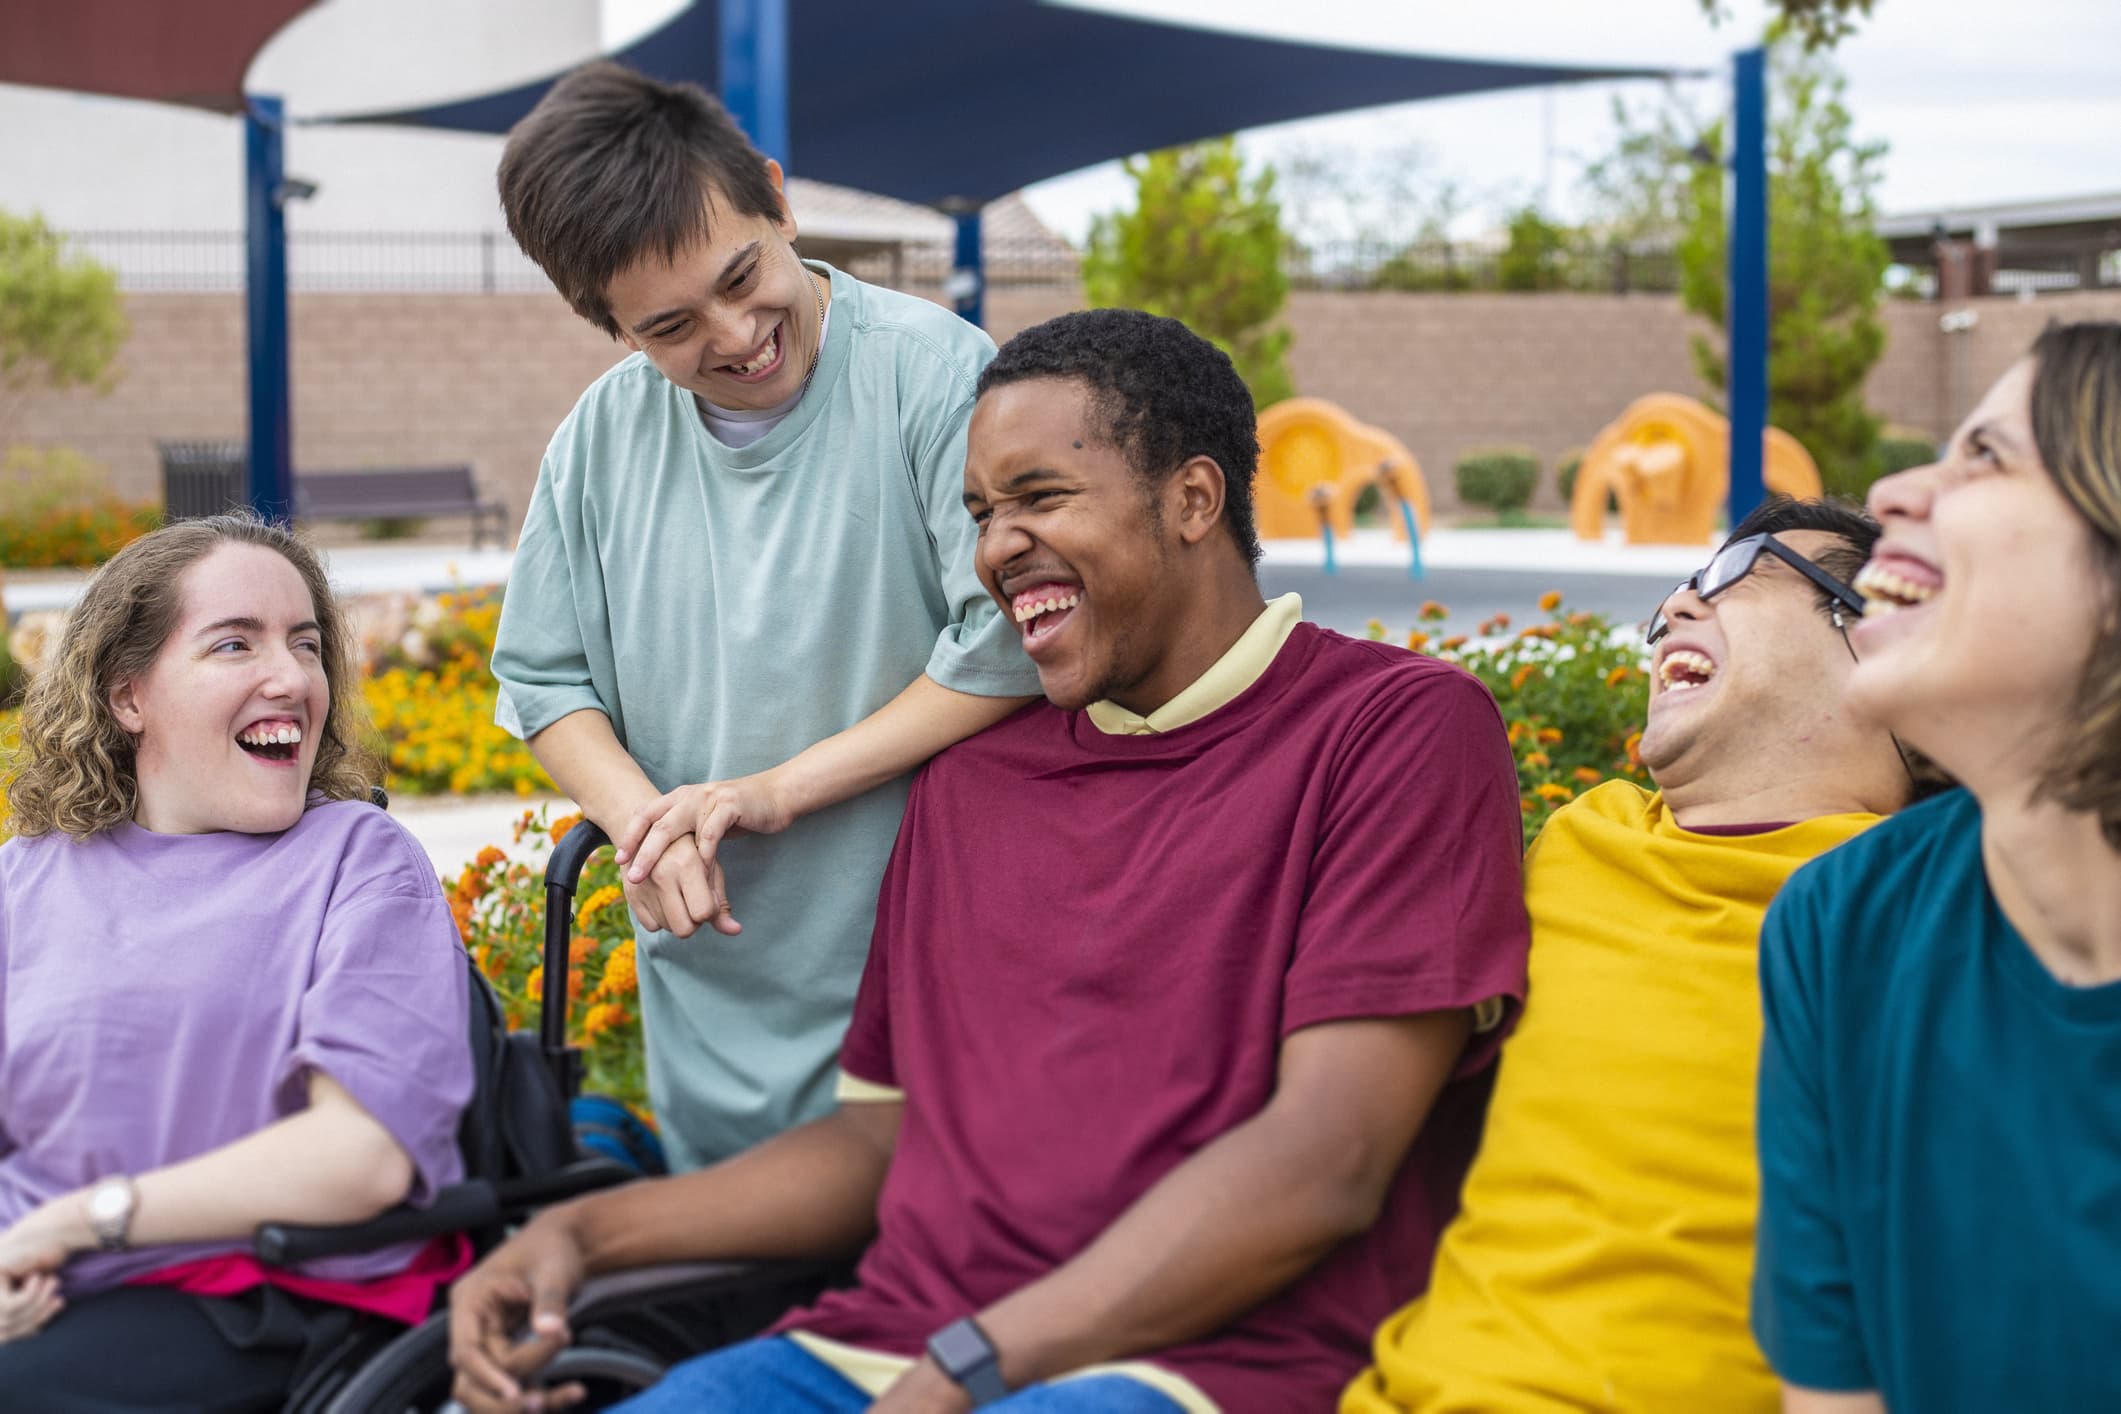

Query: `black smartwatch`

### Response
(927, 1315, 1010, 1406)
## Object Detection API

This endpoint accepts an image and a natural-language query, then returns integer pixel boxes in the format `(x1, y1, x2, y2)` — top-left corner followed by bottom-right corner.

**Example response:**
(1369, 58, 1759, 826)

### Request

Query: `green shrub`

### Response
(1456, 448, 1540, 516)
(1556, 449, 1585, 504)
(1, 446, 159, 568)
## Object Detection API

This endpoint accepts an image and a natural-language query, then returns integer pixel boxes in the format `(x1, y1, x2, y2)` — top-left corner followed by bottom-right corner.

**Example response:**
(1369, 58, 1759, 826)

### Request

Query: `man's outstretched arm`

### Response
(874, 1010, 1472, 1411)
(450, 1099, 901, 1414)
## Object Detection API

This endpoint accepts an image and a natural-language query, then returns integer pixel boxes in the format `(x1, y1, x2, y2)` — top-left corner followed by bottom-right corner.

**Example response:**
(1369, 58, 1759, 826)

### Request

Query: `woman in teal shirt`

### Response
(1753, 320, 2121, 1413)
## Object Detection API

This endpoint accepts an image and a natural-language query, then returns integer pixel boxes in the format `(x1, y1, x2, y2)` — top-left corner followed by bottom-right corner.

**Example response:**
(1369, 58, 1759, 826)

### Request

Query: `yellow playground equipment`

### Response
(1571, 393, 1824, 545)
(1255, 397, 1432, 544)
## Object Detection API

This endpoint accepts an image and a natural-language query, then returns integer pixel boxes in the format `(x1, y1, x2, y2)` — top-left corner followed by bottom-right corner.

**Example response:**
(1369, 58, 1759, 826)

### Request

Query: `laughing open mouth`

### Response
(720, 324, 783, 378)
(1853, 562, 1939, 617)
(1011, 583, 1081, 645)
(1657, 649, 1717, 692)
(237, 719, 303, 763)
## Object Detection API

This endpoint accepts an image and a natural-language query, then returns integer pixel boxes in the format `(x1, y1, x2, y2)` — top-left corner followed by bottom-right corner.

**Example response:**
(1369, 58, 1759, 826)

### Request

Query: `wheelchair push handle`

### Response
(541, 819, 613, 1095)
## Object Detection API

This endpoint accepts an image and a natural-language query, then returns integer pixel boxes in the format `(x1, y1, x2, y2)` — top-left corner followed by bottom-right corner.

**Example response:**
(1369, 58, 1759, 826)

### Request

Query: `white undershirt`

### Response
(697, 297, 832, 448)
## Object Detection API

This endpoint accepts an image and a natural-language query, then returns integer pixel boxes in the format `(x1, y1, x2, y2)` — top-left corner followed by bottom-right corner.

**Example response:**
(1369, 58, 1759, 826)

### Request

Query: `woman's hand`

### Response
(0, 1273, 63, 1343)
(611, 772, 799, 938)
(0, 1196, 87, 1284)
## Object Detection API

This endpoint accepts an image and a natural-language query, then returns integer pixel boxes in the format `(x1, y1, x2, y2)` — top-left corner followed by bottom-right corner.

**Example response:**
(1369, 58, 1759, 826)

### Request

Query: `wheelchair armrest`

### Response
(568, 1257, 853, 1326)
(252, 1158, 637, 1267)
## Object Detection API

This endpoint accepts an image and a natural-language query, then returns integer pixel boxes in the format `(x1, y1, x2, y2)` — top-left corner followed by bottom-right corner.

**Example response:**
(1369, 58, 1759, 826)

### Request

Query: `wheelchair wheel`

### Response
(318, 1315, 669, 1414)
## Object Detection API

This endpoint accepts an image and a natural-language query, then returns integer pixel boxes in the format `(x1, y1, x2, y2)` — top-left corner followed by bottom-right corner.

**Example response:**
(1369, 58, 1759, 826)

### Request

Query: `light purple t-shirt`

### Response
(0, 799, 472, 1294)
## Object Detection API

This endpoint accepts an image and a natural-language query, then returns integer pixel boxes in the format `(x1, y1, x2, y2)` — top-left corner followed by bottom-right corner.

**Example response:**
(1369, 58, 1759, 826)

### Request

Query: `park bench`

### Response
(293, 466, 510, 549)
(156, 442, 510, 548)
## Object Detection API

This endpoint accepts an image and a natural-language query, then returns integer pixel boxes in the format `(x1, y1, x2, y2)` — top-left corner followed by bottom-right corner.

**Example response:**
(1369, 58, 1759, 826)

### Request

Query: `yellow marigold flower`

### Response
(1625, 730, 1644, 767)
(1510, 664, 1539, 690)
(1405, 630, 1430, 652)
(549, 812, 586, 842)
(1365, 617, 1386, 640)
(1522, 750, 1551, 769)
(526, 965, 544, 1002)
(1573, 766, 1605, 786)
(1419, 600, 1449, 622)
(1605, 667, 1633, 688)
(1539, 590, 1563, 612)
(1440, 635, 1468, 651)
(578, 885, 625, 932)
(599, 940, 639, 998)
(1536, 727, 1563, 745)
(582, 1002, 632, 1041)
(1535, 783, 1575, 802)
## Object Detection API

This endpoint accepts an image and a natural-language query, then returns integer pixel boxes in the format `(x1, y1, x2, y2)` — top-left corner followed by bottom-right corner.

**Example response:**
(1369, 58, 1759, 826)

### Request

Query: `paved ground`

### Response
(15, 527, 1710, 875)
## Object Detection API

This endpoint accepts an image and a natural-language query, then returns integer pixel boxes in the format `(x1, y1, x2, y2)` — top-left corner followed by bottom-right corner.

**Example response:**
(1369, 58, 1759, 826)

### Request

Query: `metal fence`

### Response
(1286, 239, 1683, 294)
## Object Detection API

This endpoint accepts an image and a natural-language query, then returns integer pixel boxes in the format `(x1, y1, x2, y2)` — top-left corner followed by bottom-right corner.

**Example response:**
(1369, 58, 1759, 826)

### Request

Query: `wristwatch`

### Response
(927, 1316, 1010, 1406)
(85, 1175, 138, 1252)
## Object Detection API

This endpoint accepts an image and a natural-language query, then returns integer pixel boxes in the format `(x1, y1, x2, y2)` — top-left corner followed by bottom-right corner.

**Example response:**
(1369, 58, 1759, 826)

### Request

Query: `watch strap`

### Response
(926, 1315, 1010, 1406)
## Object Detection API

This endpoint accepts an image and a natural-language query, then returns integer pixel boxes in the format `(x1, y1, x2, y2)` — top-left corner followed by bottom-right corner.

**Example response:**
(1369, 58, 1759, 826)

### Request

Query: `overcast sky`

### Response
(972, 0, 2121, 241)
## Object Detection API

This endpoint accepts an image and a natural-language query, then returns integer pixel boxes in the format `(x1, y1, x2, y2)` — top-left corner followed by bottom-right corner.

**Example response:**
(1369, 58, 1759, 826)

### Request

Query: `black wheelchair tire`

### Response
(318, 1315, 668, 1414)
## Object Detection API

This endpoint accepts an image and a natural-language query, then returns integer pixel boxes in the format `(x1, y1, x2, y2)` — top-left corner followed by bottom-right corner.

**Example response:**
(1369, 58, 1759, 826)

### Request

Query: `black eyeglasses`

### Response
(1645, 533, 1868, 645)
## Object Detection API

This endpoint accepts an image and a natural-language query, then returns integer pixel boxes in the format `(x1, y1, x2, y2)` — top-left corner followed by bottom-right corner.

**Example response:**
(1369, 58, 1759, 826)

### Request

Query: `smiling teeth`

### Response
(1853, 563, 1938, 617)
(727, 327, 778, 375)
(1014, 592, 1080, 624)
(239, 724, 302, 745)
(1658, 650, 1716, 690)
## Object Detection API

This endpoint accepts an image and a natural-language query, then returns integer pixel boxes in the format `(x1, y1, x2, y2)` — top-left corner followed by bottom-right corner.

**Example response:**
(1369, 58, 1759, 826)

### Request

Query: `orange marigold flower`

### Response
(577, 885, 625, 932)
(1419, 600, 1449, 622)
(1521, 795, 1536, 814)
(1625, 730, 1644, 767)
(1510, 664, 1539, 690)
(568, 934, 598, 965)
(1440, 635, 1468, 651)
(1605, 667, 1633, 687)
(1490, 612, 1511, 630)
(1539, 590, 1563, 612)
(1536, 727, 1564, 745)
(512, 809, 536, 843)
(1535, 783, 1575, 802)
(1522, 750, 1552, 769)
(1569, 612, 1594, 627)
(1405, 630, 1430, 652)
(457, 866, 489, 900)
(566, 966, 585, 1002)
(582, 1001, 632, 1041)
(549, 812, 585, 842)
(474, 845, 507, 869)
(1573, 766, 1604, 786)
(525, 965, 544, 1002)
(599, 940, 639, 998)
(1507, 721, 1530, 744)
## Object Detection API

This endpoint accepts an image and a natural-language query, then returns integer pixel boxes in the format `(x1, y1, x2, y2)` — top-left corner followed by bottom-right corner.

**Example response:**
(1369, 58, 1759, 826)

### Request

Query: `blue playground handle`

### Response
(1398, 498, 1425, 581)
(1319, 517, 1337, 576)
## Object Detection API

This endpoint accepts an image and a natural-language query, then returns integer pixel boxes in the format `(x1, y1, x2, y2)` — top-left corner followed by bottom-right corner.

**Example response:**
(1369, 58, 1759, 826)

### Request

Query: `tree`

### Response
(1679, 40, 1890, 498)
(1084, 139, 1296, 408)
(1698, 0, 1876, 49)
(0, 211, 127, 439)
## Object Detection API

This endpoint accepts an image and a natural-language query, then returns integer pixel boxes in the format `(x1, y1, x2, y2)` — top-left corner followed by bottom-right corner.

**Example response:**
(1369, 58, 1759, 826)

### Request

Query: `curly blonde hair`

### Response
(2029, 321, 2121, 849)
(6, 514, 379, 839)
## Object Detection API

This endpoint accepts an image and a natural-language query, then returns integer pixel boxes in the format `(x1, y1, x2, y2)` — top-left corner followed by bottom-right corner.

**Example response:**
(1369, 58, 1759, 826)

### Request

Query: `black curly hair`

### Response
(977, 309, 1263, 569)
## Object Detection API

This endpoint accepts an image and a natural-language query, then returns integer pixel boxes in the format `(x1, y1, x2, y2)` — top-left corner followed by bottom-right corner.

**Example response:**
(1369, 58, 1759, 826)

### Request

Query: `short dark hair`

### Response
(1723, 495, 1879, 620)
(498, 61, 785, 337)
(977, 309, 1262, 568)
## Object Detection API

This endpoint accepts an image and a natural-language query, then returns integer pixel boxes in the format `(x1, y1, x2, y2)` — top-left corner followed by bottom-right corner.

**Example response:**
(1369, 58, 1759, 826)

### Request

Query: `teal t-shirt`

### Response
(492, 263, 1039, 1171)
(1753, 787, 2121, 1410)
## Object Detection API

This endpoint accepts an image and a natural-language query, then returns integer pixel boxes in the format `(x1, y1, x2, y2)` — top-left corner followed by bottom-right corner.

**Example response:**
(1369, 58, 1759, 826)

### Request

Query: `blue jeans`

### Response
(611, 1335, 1186, 1412)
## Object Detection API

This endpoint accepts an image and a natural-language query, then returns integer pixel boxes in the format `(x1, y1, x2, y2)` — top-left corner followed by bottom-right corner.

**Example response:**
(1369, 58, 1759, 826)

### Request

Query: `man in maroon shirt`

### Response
(449, 310, 1530, 1414)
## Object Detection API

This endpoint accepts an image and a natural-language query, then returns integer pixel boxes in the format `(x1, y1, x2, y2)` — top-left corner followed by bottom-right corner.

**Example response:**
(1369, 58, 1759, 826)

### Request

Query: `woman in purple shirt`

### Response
(0, 514, 472, 1410)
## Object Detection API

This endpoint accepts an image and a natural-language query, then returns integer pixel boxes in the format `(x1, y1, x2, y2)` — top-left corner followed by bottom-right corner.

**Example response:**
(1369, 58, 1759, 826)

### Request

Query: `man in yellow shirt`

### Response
(1346, 498, 1926, 1413)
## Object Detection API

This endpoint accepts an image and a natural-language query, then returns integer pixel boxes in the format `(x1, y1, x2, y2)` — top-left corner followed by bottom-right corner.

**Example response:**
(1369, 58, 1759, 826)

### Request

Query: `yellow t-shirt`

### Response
(1344, 781, 1878, 1414)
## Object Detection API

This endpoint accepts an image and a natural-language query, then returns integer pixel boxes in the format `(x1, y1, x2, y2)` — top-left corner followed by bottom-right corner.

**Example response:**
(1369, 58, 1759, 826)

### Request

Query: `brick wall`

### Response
(12, 285, 2120, 528)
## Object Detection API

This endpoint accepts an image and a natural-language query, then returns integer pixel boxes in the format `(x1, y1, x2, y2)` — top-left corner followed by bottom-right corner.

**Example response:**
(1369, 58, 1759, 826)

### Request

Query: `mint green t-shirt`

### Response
(493, 264, 1038, 1169)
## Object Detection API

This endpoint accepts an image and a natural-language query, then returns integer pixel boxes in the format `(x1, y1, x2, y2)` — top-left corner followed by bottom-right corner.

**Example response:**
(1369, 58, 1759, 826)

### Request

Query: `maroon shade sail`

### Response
(0, 0, 321, 112)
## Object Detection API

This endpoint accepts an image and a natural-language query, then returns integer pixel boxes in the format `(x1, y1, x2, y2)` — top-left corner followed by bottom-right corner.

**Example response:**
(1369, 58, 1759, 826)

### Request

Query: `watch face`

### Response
(929, 1319, 992, 1373)
(90, 1183, 128, 1222)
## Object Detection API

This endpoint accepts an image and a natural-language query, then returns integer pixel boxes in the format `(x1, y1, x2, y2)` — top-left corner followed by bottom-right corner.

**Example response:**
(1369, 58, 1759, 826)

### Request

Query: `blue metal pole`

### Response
(1397, 497, 1424, 581)
(244, 95, 293, 522)
(1727, 46, 1769, 527)
(949, 208, 985, 329)
(719, 0, 789, 164)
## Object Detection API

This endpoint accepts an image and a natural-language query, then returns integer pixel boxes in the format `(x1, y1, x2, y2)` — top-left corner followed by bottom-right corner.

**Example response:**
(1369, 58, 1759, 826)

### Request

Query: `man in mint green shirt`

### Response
(490, 62, 1036, 1169)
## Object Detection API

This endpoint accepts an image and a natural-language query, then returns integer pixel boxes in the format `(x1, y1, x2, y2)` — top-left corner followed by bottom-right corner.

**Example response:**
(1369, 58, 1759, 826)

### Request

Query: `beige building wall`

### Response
(12, 287, 2118, 528)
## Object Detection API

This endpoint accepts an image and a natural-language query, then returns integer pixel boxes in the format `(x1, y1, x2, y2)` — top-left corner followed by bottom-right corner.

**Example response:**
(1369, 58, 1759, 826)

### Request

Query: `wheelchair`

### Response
(269, 822, 848, 1412)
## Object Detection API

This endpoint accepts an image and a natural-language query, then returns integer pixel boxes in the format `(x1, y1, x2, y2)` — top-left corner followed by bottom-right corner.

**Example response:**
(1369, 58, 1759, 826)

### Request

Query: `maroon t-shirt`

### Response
(781, 624, 1530, 1410)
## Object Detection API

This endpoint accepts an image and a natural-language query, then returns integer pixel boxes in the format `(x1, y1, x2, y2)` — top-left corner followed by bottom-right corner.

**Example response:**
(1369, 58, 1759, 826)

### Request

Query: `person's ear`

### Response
(763, 159, 797, 239)
(1170, 456, 1228, 548)
(109, 676, 146, 737)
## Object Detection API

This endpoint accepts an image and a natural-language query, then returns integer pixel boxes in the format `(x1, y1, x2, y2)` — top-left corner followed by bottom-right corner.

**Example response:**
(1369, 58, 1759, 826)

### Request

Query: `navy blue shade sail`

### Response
(328, 0, 1675, 207)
